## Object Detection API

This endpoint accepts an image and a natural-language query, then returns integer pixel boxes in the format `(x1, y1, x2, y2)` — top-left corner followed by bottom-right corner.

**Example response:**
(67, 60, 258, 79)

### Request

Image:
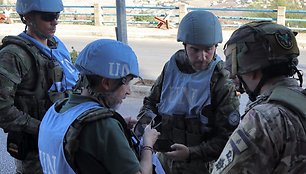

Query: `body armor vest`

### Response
(62, 102, 139, 173)
(158, 54, 221, 147)
(1, 36, 64, 159)
(1, 36, 56, 120)
(39, 101, 102, 174)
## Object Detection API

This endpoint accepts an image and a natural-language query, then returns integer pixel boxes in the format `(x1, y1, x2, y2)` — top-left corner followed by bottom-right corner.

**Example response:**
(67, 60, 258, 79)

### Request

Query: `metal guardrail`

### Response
(1, 4, 306, 30)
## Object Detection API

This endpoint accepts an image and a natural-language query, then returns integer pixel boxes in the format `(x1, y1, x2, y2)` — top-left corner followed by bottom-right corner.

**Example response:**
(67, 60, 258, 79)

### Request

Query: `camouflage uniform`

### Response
(139, 50, 240, 174)
(212, 21, 306, 174)
(0, 36, 69, 174)
(212, 78, 306, 174)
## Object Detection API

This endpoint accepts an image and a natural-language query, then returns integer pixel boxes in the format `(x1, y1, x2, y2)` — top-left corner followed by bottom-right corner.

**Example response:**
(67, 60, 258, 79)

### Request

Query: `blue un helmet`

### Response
(75, 39, 139, 79)
(177, 10, 223, 46)
(16, 0, 63, 15)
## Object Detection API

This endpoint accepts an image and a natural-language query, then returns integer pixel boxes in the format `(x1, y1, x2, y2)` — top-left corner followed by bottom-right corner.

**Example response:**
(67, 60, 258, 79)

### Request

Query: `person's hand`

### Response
(124, 116, 137, 129)
(165, 143, 190, 161)
(143, 124, 160, 147)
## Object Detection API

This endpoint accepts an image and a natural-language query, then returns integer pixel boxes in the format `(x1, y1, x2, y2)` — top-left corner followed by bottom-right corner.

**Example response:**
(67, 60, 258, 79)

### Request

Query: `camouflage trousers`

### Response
(157, 152, 210, 174)
(15, 151, 43, 174)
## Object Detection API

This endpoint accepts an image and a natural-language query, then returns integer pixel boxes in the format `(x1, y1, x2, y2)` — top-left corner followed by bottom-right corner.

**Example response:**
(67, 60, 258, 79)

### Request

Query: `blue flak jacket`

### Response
(38, 101, 101, 174)
(158, 55, 221, 122)
(19, 32, 79, 92)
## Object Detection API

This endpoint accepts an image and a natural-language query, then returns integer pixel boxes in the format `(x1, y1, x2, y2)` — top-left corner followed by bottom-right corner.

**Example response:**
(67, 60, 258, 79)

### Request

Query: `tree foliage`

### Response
(247, 0, 306, 30)
(273, 0, 286, 6)
(133, 10, 155, 22)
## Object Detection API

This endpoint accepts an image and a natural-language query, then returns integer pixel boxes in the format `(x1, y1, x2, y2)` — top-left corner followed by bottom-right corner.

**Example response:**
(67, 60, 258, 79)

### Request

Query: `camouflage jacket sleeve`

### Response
(0, 45, 40, 134)
(212, 103, 288, 174)
(188, 61, 240, 162)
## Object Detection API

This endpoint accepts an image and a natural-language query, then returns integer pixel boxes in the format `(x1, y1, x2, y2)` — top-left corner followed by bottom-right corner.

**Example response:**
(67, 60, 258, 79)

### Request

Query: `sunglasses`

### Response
(120, 76, 134, 86)
(35, 12, 60, 22)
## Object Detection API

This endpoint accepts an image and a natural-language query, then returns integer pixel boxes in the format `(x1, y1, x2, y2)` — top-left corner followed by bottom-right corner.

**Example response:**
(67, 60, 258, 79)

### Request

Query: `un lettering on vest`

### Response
(64, 59, 76, 73)
(109, 63, 130, 77)
(166, 86, 198, 105)
(39, 150, 57, 174)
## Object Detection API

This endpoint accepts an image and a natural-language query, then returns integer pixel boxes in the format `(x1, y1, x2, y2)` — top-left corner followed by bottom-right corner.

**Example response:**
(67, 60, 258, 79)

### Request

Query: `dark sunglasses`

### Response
(120, 76, 134, 86)
(35, 12, 60, 22)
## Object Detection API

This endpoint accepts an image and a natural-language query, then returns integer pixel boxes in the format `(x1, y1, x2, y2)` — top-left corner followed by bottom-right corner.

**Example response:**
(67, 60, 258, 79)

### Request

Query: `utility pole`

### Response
(116, 0, 128, 44)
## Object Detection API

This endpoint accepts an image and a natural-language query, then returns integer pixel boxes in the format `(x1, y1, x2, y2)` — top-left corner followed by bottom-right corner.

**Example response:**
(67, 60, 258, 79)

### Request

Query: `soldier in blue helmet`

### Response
(135, 10, 240, 174)
(0, 0, 78, 173)
(38, 39, 160, 174)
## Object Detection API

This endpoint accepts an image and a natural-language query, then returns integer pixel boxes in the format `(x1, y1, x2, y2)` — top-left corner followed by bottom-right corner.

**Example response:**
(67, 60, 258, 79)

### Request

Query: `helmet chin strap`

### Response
(238, 74, 268, 102)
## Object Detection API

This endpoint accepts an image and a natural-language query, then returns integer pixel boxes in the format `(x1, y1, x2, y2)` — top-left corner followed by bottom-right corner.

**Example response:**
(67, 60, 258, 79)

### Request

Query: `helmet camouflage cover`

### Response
(224, 20, 299, 77)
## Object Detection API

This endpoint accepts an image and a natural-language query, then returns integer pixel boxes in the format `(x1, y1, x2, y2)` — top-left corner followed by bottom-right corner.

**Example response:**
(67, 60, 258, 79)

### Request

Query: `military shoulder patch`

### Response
(228, 110, 240, 126)
(230, 129, 249, 154)
(275, 32, 293, 50)
(212, 142, 234, 173)
(212, 129, 250, 173)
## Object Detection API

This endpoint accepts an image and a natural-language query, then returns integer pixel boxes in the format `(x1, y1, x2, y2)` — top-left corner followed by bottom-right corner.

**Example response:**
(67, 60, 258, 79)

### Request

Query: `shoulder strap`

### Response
(1, 36, 41, 59)
(64, 107, 135, 171)
(64, 107, 114, 163)
(268, 86, 306, 131)
(0, 36, 44, 85)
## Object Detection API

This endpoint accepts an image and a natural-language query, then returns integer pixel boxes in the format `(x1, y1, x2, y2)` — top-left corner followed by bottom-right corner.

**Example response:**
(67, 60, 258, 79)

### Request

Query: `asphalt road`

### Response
(6, 34, 303, 82)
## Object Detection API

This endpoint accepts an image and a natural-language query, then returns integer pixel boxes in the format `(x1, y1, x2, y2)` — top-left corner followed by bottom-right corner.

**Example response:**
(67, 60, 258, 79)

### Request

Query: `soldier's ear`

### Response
(24, 12, 37, 24)
(23, 14, 32, 25)
(23, 13, 31, 21)
(100, 78, 111, 91)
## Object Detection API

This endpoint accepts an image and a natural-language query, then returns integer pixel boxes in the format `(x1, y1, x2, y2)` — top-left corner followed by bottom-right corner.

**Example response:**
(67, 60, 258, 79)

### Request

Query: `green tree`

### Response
(249, 0, 302, 10)
(248, 0, 306, 30)
(273, 0, 286, 6)
(133, 10, 155, 22)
